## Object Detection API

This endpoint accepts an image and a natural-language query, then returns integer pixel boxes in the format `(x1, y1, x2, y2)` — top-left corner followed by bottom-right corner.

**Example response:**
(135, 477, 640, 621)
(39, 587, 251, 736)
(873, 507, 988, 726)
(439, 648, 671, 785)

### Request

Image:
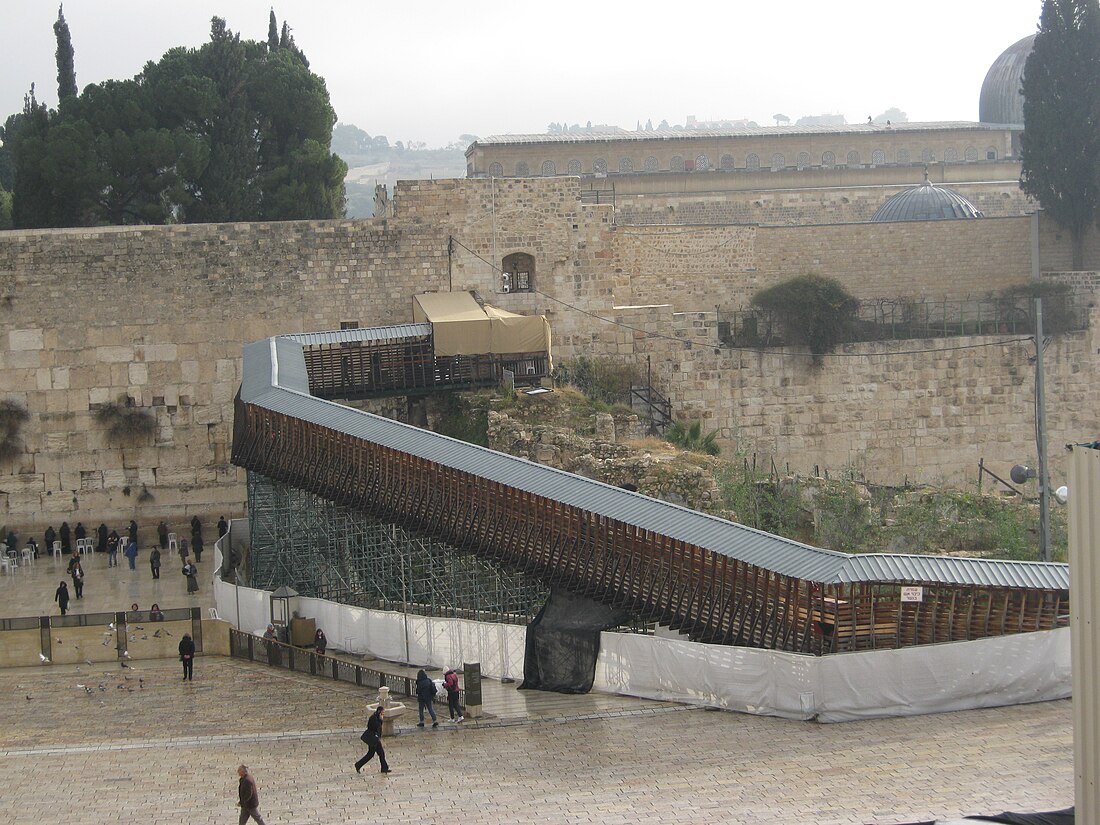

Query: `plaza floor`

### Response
(0, 549, 1076, 824)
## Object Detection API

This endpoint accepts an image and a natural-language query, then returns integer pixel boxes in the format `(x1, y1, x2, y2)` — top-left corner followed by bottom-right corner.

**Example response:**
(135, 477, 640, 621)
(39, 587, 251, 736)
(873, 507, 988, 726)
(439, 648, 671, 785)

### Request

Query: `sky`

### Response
(3, 1, 1044, 149)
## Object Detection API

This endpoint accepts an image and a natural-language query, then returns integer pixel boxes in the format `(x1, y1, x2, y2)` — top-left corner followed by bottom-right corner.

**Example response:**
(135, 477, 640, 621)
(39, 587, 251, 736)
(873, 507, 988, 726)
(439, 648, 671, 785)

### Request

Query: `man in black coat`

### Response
(354, 706, 391, 774)
(178, 633, 195, 681)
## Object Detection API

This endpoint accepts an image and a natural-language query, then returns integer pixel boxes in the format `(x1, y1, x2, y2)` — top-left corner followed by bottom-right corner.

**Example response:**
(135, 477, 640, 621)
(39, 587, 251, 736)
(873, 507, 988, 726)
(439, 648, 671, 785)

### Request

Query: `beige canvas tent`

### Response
(412, 292, 552, 365)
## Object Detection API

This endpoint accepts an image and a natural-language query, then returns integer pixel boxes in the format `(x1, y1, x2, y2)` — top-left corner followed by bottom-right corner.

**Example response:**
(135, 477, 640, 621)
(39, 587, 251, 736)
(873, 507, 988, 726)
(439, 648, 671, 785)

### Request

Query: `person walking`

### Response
(54, 581, 70, 615)
(354, 706, 392, 774)
(178, 633, 195, 681)
(106, 530, 120, 567)
(178, 537, 189, 564)
(150, 546, 161, 579)
(443, 667, 463, 722)
(236, 765, 267, 824)
(157, 521, 169, 550)
(124, 538, 138, 571)
(415, 669, 439, 728)
(183, 559, 199, 594)
(68, 555, 85, 599)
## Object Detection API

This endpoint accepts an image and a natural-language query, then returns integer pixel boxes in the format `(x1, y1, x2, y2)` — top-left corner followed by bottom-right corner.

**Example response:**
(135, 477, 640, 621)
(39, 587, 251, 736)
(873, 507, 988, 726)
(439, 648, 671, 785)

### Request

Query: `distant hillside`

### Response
(334, 123, 470, 217)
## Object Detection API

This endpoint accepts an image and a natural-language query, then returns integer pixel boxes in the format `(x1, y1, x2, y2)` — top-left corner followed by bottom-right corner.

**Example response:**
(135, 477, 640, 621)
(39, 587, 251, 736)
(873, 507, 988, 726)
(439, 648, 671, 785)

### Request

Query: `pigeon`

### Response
(84, 659, 93, 665)
(122, 650, 131, 659)
(152, 630, 162, 638)
(107, 622, 115, 630)
(120, 661, 131, 669)
(39, 653, 50, 663)
(101, 639, 111, 646)
(129, 635, 136, 642)
(133, 626, 144, 631)
(77, 683, 85, 688)
(54, 638, 62, 645)
(140, 635, 148, 640)
(25, 694, 32, 701)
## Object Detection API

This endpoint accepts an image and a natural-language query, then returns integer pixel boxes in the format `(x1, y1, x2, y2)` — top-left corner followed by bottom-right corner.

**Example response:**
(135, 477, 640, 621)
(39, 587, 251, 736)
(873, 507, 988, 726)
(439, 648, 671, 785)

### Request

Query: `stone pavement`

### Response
(0, 546, 1076, 823)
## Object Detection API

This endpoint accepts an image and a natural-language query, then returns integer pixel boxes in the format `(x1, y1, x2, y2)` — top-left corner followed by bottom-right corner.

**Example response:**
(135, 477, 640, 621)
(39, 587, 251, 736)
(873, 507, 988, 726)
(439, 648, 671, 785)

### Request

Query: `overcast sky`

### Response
(4, 1, 1042, 148)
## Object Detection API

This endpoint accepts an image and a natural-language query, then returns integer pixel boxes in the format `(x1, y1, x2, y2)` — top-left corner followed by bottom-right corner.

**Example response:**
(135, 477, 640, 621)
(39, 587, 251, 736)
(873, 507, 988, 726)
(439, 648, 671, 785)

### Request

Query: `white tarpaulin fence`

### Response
(214, 525, 1070, 722)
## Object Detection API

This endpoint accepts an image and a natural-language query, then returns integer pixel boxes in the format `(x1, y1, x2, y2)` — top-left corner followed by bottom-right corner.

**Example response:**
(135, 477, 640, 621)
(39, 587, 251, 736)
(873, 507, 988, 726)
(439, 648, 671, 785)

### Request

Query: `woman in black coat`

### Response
(354, 706, 391, 774)
(54, 581, 70, 615)
(59, 521, 71, 553)
(178, 633, 195, 681)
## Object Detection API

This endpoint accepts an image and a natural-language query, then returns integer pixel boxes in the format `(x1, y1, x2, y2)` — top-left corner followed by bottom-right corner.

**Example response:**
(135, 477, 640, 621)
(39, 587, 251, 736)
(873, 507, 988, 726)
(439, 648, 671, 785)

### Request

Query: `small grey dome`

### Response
(871, 181, 984, 222)
(979, 34, 1034, 124)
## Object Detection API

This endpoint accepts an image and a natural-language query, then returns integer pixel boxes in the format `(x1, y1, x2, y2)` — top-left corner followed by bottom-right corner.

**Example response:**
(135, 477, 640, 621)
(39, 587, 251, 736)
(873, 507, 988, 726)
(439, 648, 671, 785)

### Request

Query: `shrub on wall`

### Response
(998, 282, 1077, 335)
(751, 274, 860, 358)
(666, 419, 720, 456)
(94, 395, 156, 443)
(553, 356, 639, 407)
(0, 399, 29, 460)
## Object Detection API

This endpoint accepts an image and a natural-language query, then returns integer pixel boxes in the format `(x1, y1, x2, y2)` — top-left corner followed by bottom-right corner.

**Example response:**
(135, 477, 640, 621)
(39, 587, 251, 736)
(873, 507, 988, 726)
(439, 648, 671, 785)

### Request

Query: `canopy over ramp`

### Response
(413, 291, 552, 361)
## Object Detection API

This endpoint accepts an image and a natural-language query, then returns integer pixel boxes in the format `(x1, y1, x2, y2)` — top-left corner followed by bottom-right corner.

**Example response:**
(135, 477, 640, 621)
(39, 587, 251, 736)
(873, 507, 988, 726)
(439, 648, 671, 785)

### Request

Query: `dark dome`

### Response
(979, 34, 1034, 124)
(871, 182, 984, 222)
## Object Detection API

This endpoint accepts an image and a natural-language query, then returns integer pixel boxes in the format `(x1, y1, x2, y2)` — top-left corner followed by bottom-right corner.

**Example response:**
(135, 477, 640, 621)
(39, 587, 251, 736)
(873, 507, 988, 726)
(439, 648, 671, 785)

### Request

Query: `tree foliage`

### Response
(1020, 0, 1100, 268)
(750, 274, 860, 359)
(4, 12, 345, 228)
(54, 4, 78, 101)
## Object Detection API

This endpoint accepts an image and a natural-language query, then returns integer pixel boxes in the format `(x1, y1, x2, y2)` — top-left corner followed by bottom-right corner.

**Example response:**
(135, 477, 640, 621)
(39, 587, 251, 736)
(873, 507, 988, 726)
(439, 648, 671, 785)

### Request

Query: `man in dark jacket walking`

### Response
(236, 765, 267, 825)
(415, 669, 439, 727)
(354, 706, 392, 774)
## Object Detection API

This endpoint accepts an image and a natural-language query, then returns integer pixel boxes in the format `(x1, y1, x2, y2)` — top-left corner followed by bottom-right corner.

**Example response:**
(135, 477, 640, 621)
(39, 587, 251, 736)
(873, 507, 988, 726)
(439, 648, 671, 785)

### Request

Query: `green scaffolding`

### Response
(246, 472, 549, 625)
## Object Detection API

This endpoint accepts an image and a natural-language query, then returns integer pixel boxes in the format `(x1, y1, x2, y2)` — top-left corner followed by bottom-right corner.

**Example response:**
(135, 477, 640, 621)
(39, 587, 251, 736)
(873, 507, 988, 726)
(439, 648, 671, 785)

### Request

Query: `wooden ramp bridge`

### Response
(232, 330, 1069, 655)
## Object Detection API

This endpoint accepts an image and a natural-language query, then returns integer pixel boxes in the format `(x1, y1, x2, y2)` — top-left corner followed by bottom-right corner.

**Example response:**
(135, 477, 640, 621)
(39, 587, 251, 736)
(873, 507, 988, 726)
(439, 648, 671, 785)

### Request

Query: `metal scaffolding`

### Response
(246, 472, 549, 625)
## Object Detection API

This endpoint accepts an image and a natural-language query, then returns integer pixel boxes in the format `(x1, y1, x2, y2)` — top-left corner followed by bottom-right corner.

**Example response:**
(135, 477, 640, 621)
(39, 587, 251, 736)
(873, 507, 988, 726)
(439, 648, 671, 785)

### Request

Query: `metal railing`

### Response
(229, 628, 416, 697)
(718, 295, 1089, 348)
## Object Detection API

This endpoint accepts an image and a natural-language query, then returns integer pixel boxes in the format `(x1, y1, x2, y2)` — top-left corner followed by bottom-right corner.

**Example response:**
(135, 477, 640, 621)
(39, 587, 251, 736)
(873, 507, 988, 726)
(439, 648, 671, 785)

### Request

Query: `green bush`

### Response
(751, 274, 860, 358)
(666, 419, 720, 456)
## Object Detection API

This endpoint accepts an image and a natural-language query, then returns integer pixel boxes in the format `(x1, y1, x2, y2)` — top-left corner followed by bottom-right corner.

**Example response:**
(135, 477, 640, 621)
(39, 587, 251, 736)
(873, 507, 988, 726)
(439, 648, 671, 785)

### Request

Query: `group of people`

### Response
(45, 514, 231, 614)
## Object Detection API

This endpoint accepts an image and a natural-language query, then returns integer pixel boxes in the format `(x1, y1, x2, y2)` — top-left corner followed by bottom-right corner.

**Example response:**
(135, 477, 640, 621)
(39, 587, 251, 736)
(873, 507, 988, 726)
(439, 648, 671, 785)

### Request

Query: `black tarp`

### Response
(966, 809, 1074, 825)
(520, 586, 630, 694)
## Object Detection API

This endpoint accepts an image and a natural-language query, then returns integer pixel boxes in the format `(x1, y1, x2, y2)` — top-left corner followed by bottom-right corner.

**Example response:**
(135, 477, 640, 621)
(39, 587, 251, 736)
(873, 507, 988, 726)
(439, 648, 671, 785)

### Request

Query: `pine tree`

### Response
(268, 8, 279, 50)
(1020, 0, 1100, 268)
(54, 4, 78, 101)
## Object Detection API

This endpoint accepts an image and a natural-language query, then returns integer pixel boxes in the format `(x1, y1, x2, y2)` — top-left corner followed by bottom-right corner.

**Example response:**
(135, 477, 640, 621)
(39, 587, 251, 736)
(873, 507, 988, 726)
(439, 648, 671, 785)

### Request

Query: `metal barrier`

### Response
(228, 627, 418, 697)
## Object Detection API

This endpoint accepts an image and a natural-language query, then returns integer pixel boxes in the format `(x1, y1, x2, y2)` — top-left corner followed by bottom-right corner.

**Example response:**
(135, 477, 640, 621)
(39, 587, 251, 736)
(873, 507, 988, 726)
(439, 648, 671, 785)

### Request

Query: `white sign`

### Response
(901, 586, 924, 603)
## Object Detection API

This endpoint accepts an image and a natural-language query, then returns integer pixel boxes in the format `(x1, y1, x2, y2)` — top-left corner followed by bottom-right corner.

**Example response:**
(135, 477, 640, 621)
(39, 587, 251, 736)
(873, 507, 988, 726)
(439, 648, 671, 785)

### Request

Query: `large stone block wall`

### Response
(0, 177, 1096, 536)
(0, 219, 449, 535)
(606, 299, 1100, 485)
(615, 180, 1033, 227)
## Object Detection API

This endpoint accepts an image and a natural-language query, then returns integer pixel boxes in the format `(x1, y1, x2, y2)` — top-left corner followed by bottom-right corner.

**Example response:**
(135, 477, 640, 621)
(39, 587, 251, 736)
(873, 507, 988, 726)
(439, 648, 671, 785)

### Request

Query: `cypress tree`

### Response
(1020, 0, 1100, 268)
(268, 8, 279, 50)
(54, 4, 78, 101)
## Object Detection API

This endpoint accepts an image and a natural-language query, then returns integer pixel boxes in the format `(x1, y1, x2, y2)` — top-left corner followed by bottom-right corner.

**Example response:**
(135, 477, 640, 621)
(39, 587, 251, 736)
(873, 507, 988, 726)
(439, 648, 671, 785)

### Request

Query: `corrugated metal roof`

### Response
(283, 324, 432, 347)
(471, 122, 1019, 148)
(239, 335, 1069, 591)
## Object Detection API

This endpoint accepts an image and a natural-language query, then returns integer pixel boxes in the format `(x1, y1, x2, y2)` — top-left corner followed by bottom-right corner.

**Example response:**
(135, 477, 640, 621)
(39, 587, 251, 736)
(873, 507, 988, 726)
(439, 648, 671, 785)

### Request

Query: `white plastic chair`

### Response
(21, 546, 34, 567)
(168, 533, 178, 553)
(52, 541, 63, 561)
(80, 538, 93, 556)
(0, 556, 13, 575)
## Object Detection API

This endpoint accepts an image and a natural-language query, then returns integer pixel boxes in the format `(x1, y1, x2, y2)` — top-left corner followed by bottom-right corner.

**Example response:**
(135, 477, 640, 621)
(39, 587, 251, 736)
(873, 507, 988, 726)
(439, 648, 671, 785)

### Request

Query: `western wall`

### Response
(1, 176, 1098, 534)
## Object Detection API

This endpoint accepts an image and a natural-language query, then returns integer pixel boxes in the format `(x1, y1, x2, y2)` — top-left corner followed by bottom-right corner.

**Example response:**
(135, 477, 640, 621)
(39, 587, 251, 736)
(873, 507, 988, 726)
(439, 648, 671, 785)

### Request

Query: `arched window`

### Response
(489, 162, 503, 177)
(821, 151, 836, 167)
(896, 148, 910, 164)
(670, 155, 685, 172)
(502, 252, 535, 293)
(986, 146, 998, 160)
(719, 154, 735, 171)
(770, 153, 785, 171)
(920, 148, 934, 163)
(796, 152, 810, 170)
(593, 157, 607, 174)
(944, 148, 958, 163)
(871, 149, 885, 166)
(644, 157, 659, 172)
(541, 160, 556, 176)
(567, 159, 582, 174)
(746, 153, 760, 171)
(847, 150, 860, 167)
(964, 147, 978, 162)
(695, 154, 710, 171)
(619, 158, 634, 173)
(515, 161, 530, 176)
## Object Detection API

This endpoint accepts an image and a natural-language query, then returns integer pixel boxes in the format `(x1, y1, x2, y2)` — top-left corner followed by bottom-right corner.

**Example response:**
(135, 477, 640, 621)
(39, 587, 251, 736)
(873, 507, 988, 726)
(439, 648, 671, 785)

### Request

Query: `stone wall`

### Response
(0, 177, 1097, 535)
(0, 219, 449, 535)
